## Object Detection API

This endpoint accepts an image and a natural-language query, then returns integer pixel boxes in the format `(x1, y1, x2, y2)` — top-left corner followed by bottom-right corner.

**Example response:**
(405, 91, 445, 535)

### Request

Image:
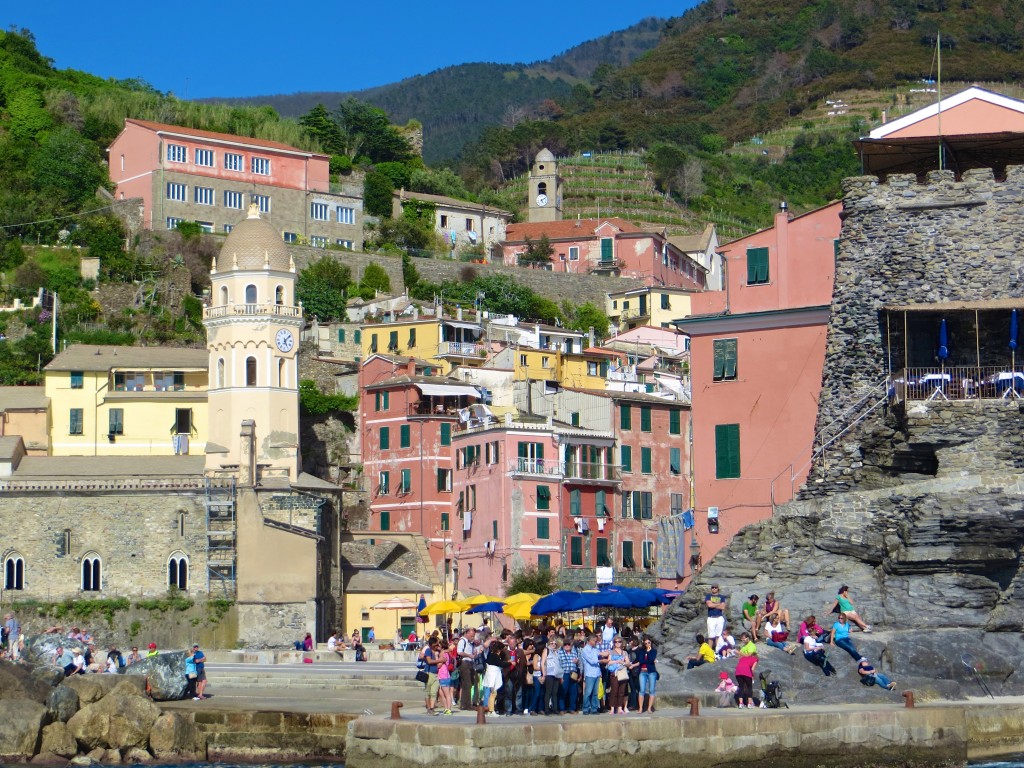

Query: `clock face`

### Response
(536, 193, 548, 207)
(275, 328, 294, 353)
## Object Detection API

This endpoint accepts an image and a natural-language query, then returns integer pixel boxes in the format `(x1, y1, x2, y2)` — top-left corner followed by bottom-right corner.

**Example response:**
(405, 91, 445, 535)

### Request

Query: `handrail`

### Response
(203, 303, 302, 320)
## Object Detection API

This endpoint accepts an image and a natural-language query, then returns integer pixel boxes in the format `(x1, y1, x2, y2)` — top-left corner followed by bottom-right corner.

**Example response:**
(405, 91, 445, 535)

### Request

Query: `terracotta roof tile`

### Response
(505, 218, 643, 242)
(125, 119, 326, 157)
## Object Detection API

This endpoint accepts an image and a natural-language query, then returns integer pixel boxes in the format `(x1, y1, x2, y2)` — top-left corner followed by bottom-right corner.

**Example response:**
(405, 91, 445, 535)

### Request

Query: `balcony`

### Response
(508, 458, 563, 478)
(590, 258, 620, 273)
(203, 303, 302, 320)
(563, 462, 621, 484)
(438, 341, 482, 357)
(556, 567, 657, 591)
(893, 366, 1024, 402)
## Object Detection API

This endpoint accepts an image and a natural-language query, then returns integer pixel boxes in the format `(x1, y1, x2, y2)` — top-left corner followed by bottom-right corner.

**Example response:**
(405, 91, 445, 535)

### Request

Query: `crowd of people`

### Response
(415, 617, 658, 717)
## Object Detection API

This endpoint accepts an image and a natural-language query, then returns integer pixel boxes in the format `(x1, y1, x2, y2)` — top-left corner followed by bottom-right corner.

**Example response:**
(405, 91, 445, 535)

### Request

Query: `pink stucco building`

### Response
(675, 203, 841, 566)
(501, 218, 706, 289)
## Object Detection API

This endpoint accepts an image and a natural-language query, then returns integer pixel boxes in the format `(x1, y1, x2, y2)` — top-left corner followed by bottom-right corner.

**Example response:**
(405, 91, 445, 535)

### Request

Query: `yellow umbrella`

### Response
(462, 594, 504, 606)
(503, 592, 541, 604)
(419, 599, 468, 616)
(502, 601, 537, 621)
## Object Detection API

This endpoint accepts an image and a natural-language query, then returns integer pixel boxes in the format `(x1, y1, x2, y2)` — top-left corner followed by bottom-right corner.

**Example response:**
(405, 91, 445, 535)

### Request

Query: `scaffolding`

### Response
(205, 477, 237, 596)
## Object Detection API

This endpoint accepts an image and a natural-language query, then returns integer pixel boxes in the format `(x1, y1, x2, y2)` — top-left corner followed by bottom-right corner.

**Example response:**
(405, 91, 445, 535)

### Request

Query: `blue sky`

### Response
(6, 1, 694, 99)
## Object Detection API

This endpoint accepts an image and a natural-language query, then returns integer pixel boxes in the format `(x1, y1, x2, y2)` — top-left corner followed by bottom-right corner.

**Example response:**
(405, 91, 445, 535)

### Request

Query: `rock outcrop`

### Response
(67, 682, 161, 752)
(0, 700, 48, 761)
(119, 653, 188, 701)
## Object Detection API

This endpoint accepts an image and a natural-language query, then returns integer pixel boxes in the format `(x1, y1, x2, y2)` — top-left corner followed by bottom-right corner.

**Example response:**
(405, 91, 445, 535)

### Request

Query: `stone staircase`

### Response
(189, 709, 356, 762)
(209, 668, 423, 693)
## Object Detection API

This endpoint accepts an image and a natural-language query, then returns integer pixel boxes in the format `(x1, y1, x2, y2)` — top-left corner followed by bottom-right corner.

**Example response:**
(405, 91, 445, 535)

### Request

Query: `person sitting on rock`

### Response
(741, 595, 760, 640)
(857, 657, 897, 691)
(829, 613, 862, 662)
(715, 625, 738, 659)
(126, 646, 143, 665)
(54, 645, 75, 676)
(327, 631, 347, 657)
(69, 647, 87, 676)
(801, 632, 836, 677)
(760, 592, 791, 631)
(828, 585, 871, 632)
(685, 634, 716, 669)
(736, 631, 757, 657)
(762, 617, 795, 653)
(146, 642, 159, 657)
(799, 615, 825, 643)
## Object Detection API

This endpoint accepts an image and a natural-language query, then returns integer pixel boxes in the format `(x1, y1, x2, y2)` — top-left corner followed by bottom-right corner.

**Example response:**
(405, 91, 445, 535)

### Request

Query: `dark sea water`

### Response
(973, 761, 1024, 768)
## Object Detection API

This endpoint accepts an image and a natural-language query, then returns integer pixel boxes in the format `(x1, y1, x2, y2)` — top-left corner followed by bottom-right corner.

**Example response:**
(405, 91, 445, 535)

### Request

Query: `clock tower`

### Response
(203, 205, 303, 481)
(528, 148, 561, 223)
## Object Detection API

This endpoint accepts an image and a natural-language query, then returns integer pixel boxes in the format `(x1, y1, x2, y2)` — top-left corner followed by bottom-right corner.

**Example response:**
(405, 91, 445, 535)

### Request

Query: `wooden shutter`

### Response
(715, 424, 741, 479)
(746, 247, 769, 284)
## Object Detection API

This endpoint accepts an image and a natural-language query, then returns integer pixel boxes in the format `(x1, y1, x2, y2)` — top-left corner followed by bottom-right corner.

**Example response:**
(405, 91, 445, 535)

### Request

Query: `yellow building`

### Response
(44, 345, 208, 457)
(359, 316, 485, 374)
(511, 348, 608, 390)
(606, 286, 696, 332)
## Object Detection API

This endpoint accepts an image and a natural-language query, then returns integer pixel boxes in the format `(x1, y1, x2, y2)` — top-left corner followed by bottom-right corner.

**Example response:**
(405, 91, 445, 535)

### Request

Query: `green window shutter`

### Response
(621, 445, 632, 472)
(713, 339, 738, 380)
(400, 468, 411, 493)
(620, 405, 631, 430)
(379, 471, 390, 494)
(383, 391, 390, 409)
(601, 238, 613, 262)
(596, 537, 610, 567)
(622, 540, 635, 568)
(670, 447, 681, 474)
(441, 512, 450, 531)
(380, 511, 390, 531)
(570, 536, 583, 566)
(354, 330, 361, 344)
(600, 361, 609, 377)
(492, 520, 498, 539)
(641, 447, 652, 474)
(440, 423, 451, 446)
(570, 489, 581, 516)
(70, 371, 84, 389)
(388, 330, 399, 351)
(536, 442, 544, 461)
(409, 328, 416, 347)
(374, 392, 381, 411)
(661, 293, 670, 310)
(537, 554, 551, 570)
(640, 407, 652, 432)
(715, 424, 741, 479)
(537, 518, 550, 539)
(370, 334, 377, 353)
(380, 426, 390, 450)
(571, 412, 580, 427)
(641, 492, 652, 519)
(670, 409, 681, 435)
(338, 328, 345, 343)
(596, 489, 606, 517)
(400, 424, 411, 448)
(632, 490, 641, 520)
(437, 468, 444, 491)
(536, 485, 551, 510)
(746, 247, 769, 284)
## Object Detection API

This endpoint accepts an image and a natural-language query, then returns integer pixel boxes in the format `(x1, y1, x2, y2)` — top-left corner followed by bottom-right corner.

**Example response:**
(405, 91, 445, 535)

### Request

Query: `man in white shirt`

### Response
(601, 617, 617, 644)
(326, 631, 346, 658)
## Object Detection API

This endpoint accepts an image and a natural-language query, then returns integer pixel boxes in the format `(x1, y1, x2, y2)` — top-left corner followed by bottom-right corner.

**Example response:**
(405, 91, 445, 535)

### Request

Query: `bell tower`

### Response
(203, 205, 303, 482)
(528, 148, 561, 223)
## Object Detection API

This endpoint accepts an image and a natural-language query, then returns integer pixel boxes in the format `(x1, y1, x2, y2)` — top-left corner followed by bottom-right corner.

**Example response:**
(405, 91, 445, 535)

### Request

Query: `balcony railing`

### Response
(590, 258, 620, 272)
(408, 401, 461, 418)
(439, 341, 481, 357)
(508, 458, 563, 477)
(203, 303, 302, 320)
(894, 366, 1024, 401)
(564, 462, 622, 483)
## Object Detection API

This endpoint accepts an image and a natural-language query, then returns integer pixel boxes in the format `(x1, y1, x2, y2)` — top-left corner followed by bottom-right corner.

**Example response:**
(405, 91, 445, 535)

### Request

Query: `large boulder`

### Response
(66, 686, 161, 751)
(148, 713, 205, 761)
(40, 722, 79, 759)
(64, 675, 144, 705)
(119, 653, 188, 701)
(23, 635, 68, 666)
(47, 685, 80, 723)
(0, 699, 47, 761)
(0, 659, 52, 704)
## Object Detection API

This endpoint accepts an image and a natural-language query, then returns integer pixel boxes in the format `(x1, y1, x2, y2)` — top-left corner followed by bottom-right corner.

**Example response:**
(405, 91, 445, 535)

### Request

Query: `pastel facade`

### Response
(108, 119, 363, 249)
(359, 317, 485, 374)
(0, 387, 49, 455)
(607, 286, 697, 332)
(393, 190, 512, 256)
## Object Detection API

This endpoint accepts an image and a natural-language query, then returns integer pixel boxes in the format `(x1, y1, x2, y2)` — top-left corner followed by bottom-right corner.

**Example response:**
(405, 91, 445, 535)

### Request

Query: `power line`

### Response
(0, 201, 131, 232)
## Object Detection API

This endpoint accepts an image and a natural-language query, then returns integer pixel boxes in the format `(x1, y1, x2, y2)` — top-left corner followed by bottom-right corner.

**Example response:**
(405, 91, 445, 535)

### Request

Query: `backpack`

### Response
(473, 648, 486, 673)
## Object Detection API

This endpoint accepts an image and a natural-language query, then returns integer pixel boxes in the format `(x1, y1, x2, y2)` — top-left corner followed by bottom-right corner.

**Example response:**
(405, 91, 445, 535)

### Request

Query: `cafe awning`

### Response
(415, 383, 480, 397)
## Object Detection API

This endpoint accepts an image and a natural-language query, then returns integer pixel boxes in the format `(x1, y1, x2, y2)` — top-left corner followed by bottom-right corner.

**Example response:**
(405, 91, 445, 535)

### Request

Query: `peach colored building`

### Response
(0, 387, 48, 456)
(107, 119, 363, 247)
(674, 202, 841, 566)
(501, 218, 706, 289)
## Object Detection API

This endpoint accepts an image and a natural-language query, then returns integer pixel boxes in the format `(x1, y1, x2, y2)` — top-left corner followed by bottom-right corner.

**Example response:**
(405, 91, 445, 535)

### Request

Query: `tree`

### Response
(299, 103, 342, 156)
(564, 301, 610, 340)
(363, 170, 395, 218)
(296, 256, 351, 321)
(27, 126, 107, 211)
(0, 238, 26, 273)
(335, 98, 412, 164)
(505, 564, 557, 597)
(402, 253, 421, 293)
(358, 262, 392, 298)
(519, 235, 554, 267)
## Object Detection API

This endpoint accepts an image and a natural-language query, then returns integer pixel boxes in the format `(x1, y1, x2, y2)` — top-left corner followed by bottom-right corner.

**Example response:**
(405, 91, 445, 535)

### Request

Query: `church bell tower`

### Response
(528, 148, 561, 223)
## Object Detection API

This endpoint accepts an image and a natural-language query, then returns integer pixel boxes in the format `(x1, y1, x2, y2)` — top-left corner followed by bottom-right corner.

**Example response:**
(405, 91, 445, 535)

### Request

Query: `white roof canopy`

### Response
(416, 383, 480, 397)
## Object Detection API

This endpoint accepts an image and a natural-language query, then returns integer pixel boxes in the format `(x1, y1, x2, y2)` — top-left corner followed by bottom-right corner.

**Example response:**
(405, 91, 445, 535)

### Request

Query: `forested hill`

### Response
(199, 17, 666, 164)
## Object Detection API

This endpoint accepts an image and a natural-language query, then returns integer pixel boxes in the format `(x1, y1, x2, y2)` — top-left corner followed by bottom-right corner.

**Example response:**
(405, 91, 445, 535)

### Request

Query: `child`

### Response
(715, 671, 738, 707)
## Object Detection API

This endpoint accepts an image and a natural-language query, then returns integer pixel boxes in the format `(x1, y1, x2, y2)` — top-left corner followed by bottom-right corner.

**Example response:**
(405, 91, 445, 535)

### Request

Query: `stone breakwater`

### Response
(345, 703, 1023, 768)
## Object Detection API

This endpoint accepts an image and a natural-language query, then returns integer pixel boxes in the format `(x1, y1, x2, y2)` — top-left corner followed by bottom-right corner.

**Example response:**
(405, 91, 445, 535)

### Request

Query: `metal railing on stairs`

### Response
(205, 477, 237, 596)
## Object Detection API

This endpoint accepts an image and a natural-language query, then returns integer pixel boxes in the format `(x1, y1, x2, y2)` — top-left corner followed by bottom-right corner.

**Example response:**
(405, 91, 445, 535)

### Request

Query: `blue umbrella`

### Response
(416, 595, 427, 623)
(938, 319, 949, 361)
(531, 590, 582, 615)
(466, 601, 505, 614)
(569, 591, 638, 611)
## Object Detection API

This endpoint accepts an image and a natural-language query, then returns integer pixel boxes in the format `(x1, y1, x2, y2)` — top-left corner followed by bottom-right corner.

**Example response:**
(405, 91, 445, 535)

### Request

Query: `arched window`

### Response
(245, 356, 257, 387)
(81, 554, 101, 592)
(217, 358, 225, 388)
(537, 181, 547, 196)
(4, 553, 24, 590)
(220, 285, 228, 305)
(275, 285, 284, 305)
(245, 284, 257, 304)
(278, 358, 285, 387)
(168, 552, 189, 590)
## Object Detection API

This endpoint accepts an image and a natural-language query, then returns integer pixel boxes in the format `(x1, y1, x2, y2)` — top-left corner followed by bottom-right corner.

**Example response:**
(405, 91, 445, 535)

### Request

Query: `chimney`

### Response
(239, 420, 257, 488)
(457, 307, 463, 321)
(407, 359, 417, 376)
(588, 326, 595, 348)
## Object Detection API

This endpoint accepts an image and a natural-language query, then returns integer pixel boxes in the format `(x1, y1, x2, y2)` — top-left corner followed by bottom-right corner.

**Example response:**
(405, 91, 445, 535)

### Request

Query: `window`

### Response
(224, 190, 244, 209)
(375, 391, 389, 411)
(520, 354, 528, 367)
(620, 445, 632, 473)
(746, 247, 769, 285)
(194, 186, 214, 205)
(370, 334, 378, 353)
(310, 236, 327, 248)
(596, 537, 611, 567)
(541, 356, 550, 369)
(440, 214, 449, 227)
(715, 424, 741, 479)
(400, 424, 411, 448)
(217, 358, 224, 388)
(569, 246, 579, 261)
(224, 152, 243, 171)
(640, 406, 652, 433)
(670, 447, 681, 475)
(713, 339, 738, 381)
(537, 554, 551, 570)
(670, 409, 681, 435)
(245, 357, 257, 386)
(600, 237, 614, 263)
(388, 330, 399, 353)
(437, 468, 452, 492)
(251, 157, 271, 175)
(166, 217, 183, 229)
(380, 511, 391, 531)
(642, 541, 654, 569)
(168, 553, 188, 590)
(253, 194, 270, 213)
(197, 221, 213, 234)
(485, 441, 500, 464)
(69, 408, 83, 435)
(338, 329, 346, 343)
(440, 423, 451, 446)
(641, 491, 652, 519)
(378, 471, 390, 494)
(570, 412, 580, 427)
(441, 512, 450, 531)
(570, 489, 582, 516)
(174, 408, 193, 435)
(380, 426, 390, 450)
(275, 285, 284, 305)
(596, 489, 608, 517)
(81, 554, 101, 591)
(70, 371, 84, 389)
(641, 447, 652, 474)
(4, 554, 24, 590)
(536, 485, 551, 511)
(108, 408, 124, 436)
(465, 218, 474, 232)
(399, 469, 411, 494)
(113, 372, 145, 391)
(622, 540, 636, 569)
(492, 519, 498, 539)
(166, 182, 186, 201)
(311, 202, 329, 221)
(284, 232, 297, 243)
(194, 148, 214, 167)
(661, 293, 671, 310)
(533, 515, 551, 541)
(516, 441, 544, 472)
(336, 239, 354, 249)
(354, 330, 361, 344)
(337, 206, 356, 224)
(408, 328, 416, 347)
(671, 493, 684, 516)
(620, 405, 631, 431)
(570, 536, 584, 566)
(166, 144, 187, 163)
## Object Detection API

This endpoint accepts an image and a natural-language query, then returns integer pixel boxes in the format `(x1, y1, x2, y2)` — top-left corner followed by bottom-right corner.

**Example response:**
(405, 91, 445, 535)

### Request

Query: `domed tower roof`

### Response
(217, 205, 292, 272)
(535, 148, 555, 163)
